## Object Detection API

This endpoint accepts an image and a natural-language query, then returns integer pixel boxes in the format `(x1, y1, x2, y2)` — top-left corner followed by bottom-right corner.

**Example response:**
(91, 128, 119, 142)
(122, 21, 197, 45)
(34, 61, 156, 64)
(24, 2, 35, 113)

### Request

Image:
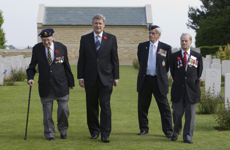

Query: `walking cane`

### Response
(24, 85, 32, 140)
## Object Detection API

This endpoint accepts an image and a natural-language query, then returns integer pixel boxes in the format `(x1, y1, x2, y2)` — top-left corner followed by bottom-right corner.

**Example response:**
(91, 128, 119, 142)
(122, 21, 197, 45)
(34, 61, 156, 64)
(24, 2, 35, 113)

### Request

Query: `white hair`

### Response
(181, 33, 192, 41)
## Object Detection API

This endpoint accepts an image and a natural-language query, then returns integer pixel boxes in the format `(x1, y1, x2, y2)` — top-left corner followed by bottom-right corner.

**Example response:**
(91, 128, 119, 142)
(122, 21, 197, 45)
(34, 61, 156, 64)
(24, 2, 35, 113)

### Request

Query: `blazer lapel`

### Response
(144, 41, 150, 66)
(156, 42, 161, 65)
(178, 50, 186, 74)
(89, 32, 97, 55)
(41, 44, 50, 67)
(98, 32, 106, 55)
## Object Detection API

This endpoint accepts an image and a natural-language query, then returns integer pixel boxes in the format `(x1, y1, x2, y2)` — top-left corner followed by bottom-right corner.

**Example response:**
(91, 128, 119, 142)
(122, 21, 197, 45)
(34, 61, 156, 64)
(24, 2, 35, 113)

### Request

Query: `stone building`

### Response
(37, 4, 153, 65)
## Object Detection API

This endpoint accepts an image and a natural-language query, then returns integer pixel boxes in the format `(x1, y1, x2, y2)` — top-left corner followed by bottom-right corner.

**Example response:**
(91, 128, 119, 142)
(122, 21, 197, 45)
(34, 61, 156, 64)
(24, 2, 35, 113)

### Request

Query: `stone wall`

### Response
(0, 49, 32, 58)
(39, 25, 149, 65)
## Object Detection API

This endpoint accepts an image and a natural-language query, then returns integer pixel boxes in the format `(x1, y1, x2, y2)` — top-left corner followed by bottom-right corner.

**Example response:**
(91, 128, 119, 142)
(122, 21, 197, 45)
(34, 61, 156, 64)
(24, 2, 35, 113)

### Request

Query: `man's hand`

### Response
(79, 80, 85, 88)
(69, 87, 74, 90)
(113, 79, 118, 87)
(27, 79, 34, 87)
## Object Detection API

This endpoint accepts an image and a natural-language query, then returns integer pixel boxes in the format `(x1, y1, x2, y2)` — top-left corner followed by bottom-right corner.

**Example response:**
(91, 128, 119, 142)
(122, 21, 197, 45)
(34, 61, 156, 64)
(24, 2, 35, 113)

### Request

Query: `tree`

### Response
(6, 45, 16, 49)
(187, 0, 230, 31)
(0, 10, 6, 49)
(195, 7, 230, 47)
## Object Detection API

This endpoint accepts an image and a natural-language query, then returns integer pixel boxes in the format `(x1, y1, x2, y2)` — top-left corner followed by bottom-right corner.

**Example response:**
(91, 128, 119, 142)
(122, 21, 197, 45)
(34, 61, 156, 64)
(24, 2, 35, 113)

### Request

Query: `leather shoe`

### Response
(101, 137, 110, 143)
(47, 137, 54, 141)
(171, 133, 178, 141)
(184, 140, 193, 144)
(137, 130, 148, 135)
(90, 134, 99, 139)
(60, 133, 67, 139)
(166, 133, 172, 138)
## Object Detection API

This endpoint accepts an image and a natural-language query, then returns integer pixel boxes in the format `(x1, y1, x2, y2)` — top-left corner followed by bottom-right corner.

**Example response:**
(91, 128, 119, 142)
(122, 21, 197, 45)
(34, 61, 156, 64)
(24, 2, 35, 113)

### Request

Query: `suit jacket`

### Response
(170, 50, 203, 103)
(137, 41, 171, 95)
(27, 41, 75, 98)
(77, 31, 119, 86)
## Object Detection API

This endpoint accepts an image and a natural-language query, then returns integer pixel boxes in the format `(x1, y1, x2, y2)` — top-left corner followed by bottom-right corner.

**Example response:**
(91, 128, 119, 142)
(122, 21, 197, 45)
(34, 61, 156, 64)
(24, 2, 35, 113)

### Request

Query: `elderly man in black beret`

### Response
(136, 24, 173, 138)
(27, 28, 75, 141)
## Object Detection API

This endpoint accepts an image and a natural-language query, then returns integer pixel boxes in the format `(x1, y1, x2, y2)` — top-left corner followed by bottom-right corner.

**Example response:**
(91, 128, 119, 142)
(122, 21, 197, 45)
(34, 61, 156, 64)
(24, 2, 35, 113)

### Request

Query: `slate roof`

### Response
(43, 7, 147, 26)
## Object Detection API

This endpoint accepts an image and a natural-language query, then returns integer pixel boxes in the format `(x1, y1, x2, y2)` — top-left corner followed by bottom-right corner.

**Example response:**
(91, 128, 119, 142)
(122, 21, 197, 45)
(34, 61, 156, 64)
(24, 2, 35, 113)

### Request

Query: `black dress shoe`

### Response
(47, 137, 54, 141)
(90, 134, 99, 139)
(184, 140, 193, 144)
(166, 133, 172, 138)
(137, 130, 148, 135)
(60, 133, 67, 139)
(171, 133, 178, 141)
(101, 137, 110, 143)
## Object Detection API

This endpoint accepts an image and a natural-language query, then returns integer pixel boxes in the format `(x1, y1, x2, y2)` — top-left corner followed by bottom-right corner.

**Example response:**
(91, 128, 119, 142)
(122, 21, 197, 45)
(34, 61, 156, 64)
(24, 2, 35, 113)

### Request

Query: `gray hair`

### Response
(155, 27, 162, 34)
(92, 14, 106, 23)
(181, 33, 192, 41)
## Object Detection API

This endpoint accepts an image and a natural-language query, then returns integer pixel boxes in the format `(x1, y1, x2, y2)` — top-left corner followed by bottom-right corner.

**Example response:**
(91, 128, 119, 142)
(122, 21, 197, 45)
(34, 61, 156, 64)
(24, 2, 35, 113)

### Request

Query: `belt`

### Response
(145, 75, 156, 78)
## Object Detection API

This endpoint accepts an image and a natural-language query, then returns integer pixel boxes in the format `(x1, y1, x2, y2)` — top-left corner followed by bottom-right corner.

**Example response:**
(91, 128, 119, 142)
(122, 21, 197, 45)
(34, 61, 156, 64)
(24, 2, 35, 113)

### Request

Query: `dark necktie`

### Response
(95, 35, 100, 54)
(48, 47, 52, 66)
(183, 51, 187, 69)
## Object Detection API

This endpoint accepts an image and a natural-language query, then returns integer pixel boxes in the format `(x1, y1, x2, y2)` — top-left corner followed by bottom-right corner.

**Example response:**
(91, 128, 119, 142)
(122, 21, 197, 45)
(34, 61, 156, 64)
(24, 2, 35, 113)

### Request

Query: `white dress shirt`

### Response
(94, 31, 103, 43)
(45, 42, 54, 62)
(146, 40, 159, 76)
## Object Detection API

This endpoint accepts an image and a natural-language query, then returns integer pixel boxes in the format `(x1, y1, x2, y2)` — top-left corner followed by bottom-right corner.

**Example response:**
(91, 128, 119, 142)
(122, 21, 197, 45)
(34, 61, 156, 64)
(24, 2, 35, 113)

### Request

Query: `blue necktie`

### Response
(95, 35, 100, 54)
(149, 44, 156, 76)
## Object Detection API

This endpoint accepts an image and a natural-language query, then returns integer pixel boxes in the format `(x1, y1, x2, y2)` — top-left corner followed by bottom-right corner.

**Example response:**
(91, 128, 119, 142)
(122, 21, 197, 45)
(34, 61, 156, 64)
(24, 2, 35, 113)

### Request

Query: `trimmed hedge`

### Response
(200, 45, 225, 57)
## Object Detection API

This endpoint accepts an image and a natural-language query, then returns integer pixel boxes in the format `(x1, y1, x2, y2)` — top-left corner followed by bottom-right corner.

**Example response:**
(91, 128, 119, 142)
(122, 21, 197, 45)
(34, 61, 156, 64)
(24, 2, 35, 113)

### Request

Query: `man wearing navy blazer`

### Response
(137, 24, 173, 138)
(77, 14, 119, 143)
(27, 29, 75, 141)
(170, 33, 203, 143)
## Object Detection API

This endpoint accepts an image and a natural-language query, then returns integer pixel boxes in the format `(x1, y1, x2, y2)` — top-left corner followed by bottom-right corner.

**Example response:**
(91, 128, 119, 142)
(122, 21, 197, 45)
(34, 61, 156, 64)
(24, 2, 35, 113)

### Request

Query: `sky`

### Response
(0, 0, 202, 49)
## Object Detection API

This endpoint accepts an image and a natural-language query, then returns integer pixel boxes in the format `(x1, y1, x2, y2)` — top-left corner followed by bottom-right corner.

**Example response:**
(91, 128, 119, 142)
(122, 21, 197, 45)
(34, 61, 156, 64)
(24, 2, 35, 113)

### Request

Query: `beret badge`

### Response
(44, 32, 48, 36)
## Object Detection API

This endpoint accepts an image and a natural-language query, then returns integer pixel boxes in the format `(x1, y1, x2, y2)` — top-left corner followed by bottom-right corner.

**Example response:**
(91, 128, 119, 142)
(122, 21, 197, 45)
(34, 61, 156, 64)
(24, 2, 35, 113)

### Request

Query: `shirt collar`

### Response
(181, 48, 190, 56)
(46, 42, 54, 50)
(94, 31, 103, 38)
(150, 40, 159, 48)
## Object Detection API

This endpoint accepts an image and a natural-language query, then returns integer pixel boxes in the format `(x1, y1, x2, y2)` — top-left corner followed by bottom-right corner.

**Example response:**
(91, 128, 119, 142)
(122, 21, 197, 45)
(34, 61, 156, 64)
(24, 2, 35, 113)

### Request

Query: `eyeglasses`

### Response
(149, 32, 158, 35)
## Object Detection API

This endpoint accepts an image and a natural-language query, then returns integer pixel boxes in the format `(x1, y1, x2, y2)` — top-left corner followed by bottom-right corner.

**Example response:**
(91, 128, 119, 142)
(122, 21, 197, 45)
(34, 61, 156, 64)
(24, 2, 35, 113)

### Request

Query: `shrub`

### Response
(221, 75, 225, 82)
(133, 59, 139, 70)
(200, 46, 225, 57)
(168, 76, 173, 86)
(3, 77, 16, 86)
(215, 99, 230, 130)
(11, 68, 27, 81)
(199, 79, 205, 87)
(217, 44, 230, 63)
(197, 87, 222, 114)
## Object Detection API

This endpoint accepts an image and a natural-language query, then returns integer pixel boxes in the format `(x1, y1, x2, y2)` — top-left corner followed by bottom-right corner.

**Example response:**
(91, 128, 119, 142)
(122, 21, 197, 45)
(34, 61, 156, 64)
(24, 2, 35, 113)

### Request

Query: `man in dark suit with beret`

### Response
(77, 14, 119, 143)
(27, 28, 75, 141)
(137, 24, 173, 138)
(170, 33, 203, 143)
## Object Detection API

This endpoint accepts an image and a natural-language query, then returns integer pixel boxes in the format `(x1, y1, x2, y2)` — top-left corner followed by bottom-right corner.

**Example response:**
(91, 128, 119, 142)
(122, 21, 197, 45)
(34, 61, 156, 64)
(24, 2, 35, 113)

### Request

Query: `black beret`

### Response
(38, 28, 54, 37)
(149, 24, 159, 30)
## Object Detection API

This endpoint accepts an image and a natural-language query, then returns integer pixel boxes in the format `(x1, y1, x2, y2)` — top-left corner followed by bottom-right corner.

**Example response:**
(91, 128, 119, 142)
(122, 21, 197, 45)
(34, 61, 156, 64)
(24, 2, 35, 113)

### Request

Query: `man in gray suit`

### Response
(27, 29, 75, 141)
(169, 33, 203, 143)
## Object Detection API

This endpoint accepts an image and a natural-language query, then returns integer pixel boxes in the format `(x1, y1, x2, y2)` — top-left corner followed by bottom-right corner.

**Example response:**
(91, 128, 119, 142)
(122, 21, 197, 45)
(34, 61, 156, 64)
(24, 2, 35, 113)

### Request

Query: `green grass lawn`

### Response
(0, 65, 229, 150)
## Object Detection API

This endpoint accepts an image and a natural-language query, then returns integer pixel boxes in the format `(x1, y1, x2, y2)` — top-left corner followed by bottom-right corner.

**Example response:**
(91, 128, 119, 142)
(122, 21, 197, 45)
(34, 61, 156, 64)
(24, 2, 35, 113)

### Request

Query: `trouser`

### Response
(85, 76, 113, 138)
(172, 88, 196, 141)
(40, 86, 69, 139)
(138, 76, 173, 135)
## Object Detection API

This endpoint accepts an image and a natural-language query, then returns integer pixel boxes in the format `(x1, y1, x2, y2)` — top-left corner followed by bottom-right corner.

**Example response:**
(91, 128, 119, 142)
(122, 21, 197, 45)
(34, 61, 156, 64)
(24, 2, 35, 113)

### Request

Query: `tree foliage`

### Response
(195, 7, 230, 47)
(187, 0, 230, 31)
(0, 10, 6, 49)
(217, 44, 230, 62)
